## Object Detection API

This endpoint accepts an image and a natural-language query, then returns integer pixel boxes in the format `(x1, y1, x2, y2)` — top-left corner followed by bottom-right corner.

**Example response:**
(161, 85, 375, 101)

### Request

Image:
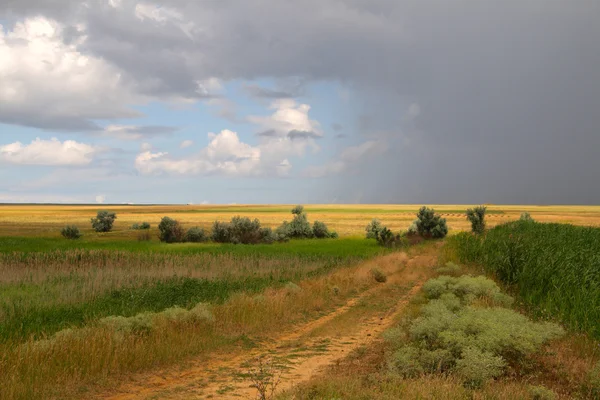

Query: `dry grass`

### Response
(2, 204, 600, 237)
(0, 251, 402, 399)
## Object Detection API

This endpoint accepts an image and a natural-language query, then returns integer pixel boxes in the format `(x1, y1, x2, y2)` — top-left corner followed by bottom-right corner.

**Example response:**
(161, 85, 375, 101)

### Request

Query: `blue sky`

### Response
(1, 1, 599, 204)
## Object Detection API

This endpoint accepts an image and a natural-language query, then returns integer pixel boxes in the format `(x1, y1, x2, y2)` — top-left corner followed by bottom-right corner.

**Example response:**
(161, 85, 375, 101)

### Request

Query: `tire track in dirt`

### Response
(102, 253, 435, 400)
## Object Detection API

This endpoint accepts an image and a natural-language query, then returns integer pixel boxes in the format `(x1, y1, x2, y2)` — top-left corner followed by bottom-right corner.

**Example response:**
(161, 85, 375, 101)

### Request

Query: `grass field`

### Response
(0, 204, 599, 399)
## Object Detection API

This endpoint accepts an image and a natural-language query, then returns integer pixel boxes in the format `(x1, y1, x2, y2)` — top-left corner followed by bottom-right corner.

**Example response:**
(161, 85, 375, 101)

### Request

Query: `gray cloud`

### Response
(287, 130, 321, 140)
(2, 0, 599, 203)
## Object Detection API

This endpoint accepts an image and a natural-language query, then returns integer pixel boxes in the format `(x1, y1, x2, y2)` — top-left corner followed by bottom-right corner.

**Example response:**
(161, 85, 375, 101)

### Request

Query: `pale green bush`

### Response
(158, 216, 185, 243)
(436, 262, 461, 275)
(388, 274, 564, 387)
(455, 346, 506, 387)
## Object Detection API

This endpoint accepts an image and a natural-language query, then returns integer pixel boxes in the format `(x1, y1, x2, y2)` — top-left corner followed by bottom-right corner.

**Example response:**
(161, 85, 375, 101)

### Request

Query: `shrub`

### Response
(312, 220, 336, 238)
(185, 227, 207, 243)
(91, 210, 117, 232)
(132, 222, 151, 230)
(528, 385, 557, 400)
(211, 220, 232, 243)
(61, 225, 82, 239)
(158, 216, 185, 243)
(520, 212, 534, 222)
(365, 219, 383, 239)
(371, 268, 387, 283)
(466, 205, 487, 235)
(276, 205, 336, 240)
(375, 226, 402, 248)
(455, 347, 506, 388)
(210, 216, 277, 244)
(436, 262, 461, 275)
(415, 207, 448, 238)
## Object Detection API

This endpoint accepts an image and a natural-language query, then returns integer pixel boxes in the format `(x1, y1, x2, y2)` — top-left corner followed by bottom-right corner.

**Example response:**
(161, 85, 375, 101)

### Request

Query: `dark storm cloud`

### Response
(2, 0, 600, 203)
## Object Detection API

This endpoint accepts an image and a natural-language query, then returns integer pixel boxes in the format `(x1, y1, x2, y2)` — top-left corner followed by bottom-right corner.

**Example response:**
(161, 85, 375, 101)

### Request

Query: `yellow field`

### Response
(1, 203, 599, 237)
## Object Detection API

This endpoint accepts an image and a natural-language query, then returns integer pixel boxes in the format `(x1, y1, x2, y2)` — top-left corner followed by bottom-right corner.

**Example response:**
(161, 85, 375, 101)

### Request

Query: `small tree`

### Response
(466, 206, 487, 235)
(158, 217, 184, 243)
(91, 210, 117, 233)
(312, 220, 336, 238)
(415, 207, 448, 238)
(61, 225, 82, 239)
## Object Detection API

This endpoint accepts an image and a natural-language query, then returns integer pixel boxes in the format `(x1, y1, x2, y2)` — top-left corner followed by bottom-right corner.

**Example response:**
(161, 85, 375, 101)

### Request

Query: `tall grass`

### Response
(448, 221, 600, 338)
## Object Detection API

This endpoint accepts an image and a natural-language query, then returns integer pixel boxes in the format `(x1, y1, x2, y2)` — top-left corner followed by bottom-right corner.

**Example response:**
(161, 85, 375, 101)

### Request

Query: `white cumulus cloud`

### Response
(0, 138, 96, 166)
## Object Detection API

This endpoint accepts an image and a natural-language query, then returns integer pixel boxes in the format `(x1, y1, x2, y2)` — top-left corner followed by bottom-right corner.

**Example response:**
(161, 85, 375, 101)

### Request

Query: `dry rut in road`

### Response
(103, 252, 437, 400)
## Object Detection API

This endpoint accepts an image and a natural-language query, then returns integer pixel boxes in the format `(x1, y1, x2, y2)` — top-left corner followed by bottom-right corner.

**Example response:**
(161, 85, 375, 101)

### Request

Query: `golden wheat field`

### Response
(2, 203, 600, 237)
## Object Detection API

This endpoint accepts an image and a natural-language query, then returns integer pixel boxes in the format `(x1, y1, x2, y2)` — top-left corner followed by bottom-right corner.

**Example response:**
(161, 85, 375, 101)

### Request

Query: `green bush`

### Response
(91, 210, 117, 233)
(312, 220, 337, 238)
(61, 225, 82, 240)
(365, 219, 383, 239)
(185, 227, 207, 243)
(375, 226, 402, 248)
(466, 205, 487, 235)
(210, 220, 232, 243)
(415, 207, 448, 238)
(158, 216, 185, 243)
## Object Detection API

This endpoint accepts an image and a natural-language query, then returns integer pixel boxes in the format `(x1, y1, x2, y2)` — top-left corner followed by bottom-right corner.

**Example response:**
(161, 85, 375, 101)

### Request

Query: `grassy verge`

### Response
(447, 220, 600, 338)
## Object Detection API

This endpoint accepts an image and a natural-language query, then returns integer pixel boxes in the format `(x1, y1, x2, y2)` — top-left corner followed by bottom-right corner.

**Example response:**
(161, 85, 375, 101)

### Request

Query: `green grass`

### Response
(448, 221, 600, 338)
(0, 236, 383, 258)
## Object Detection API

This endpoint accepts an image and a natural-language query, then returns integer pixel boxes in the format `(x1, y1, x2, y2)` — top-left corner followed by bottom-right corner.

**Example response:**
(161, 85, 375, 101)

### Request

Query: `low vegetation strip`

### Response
(448, 220, 600, 338)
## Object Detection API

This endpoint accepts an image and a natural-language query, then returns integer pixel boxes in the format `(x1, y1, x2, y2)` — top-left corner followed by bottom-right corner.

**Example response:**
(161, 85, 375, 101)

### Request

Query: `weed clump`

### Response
(370, 268, 387, 283)
(91, 210, 116, 233)
(528, 385, 557, 400)
(158, 216, 185, 243)
(466, 205, 487, 235)
(61, 225, 82, 239)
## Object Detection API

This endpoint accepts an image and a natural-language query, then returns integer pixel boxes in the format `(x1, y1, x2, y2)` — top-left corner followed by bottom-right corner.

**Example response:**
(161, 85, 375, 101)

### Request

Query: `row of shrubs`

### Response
(158, 205, 337, 244)
(62, 205, 338, 244)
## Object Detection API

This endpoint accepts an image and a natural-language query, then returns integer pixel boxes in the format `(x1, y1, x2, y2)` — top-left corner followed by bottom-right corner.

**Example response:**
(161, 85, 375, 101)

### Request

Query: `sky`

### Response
(1, 1, 599, 205)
